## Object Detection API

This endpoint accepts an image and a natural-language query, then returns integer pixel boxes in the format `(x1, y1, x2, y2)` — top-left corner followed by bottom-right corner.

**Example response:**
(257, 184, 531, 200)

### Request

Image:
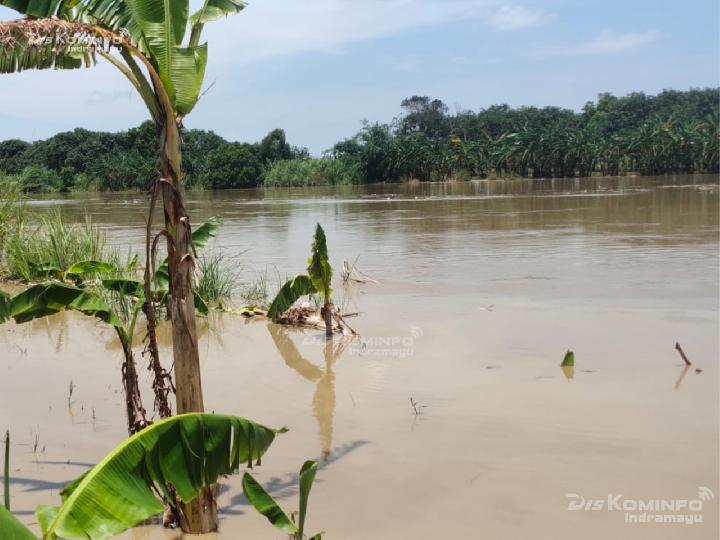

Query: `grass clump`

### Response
(3, 212, 113, 281)
(262, 157, 361, 187)
(197, 253, 238, 309)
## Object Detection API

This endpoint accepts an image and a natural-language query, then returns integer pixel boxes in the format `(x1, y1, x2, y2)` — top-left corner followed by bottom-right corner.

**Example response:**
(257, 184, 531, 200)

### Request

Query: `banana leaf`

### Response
(190, 0, 246, 25)
(0, 505, 35, 540)
(242, 472, 298, 535)
(37, 413, 283, 540)
(307, 224, 332, 300)
(298, 460, 318, 538)
(100, 278, 144, 298)
(242, 460, 322, 539)
(8, 283, 124, 335)
(64, 260, 116, 281)
(267, 275, 318, 322)
(154, 216, 221, 291)
(561, 350, 574, 367)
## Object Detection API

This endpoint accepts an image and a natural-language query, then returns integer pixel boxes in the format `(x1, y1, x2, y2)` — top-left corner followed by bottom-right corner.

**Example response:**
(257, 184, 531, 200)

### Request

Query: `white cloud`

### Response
(488, 5, 554, 30)
(204, 0, 492, 65)
(204, 1, 555, 65)
(566, 29, 660, 56)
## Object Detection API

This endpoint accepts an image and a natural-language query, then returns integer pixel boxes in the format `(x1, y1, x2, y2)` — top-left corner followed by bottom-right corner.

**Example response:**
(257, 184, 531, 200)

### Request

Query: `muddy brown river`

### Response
(2, 175, 718, 539)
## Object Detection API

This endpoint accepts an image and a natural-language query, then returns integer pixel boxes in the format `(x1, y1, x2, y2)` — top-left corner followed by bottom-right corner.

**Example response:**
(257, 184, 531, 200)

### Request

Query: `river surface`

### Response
(1, 175, 719, 539)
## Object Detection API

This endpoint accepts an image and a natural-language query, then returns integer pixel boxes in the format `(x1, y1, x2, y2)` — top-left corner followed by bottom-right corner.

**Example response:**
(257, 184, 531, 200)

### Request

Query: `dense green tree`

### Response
(258, 128, 293, 164)
(204, 142, 262, 188)
(0, 88, 717, 191)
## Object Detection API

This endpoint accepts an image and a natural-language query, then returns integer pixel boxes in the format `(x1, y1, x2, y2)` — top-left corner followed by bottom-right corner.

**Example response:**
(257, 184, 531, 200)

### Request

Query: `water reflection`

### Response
(674, 365, 691, 391)
(267, 325, 351, 459)
(560, 365, 575, 381)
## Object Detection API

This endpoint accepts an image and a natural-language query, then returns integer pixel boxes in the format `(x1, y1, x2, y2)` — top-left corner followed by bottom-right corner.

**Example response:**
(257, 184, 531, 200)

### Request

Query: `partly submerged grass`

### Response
(197, 253, 238, 309)
(2, 211, 114, 282)
(0, 189, 24, 249)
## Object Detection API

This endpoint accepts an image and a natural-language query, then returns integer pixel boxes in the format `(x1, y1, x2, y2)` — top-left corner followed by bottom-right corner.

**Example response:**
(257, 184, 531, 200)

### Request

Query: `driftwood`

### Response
(341, 257, 377, 284)
(248, 304, 357, 335)
(675, 342, 691, 366)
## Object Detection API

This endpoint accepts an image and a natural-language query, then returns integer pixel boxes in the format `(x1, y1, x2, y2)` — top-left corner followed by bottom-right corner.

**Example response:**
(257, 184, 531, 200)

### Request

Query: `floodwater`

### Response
(1, 175, 719, 539)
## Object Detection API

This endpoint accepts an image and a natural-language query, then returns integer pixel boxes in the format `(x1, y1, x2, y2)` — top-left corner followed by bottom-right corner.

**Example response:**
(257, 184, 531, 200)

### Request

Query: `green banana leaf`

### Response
(64, 260, 116, 281)
(100, 278, 144, 298)
(190, 0, 246, 25)
(37, 413, 283, 540)
(27, 262, 62, 281)
(242, 460, 322, 539)
(154, 216, 221, 291)
(124, 0, 208, 115)
(0, 505, 35, 540)
(298, 460, 318, 538)
(242, 472, 298, 535)
(267, 275, 318, 322)
(307, 224, 332, 300)
(561, 350, 575, 367)
(7, 283, 124, 335)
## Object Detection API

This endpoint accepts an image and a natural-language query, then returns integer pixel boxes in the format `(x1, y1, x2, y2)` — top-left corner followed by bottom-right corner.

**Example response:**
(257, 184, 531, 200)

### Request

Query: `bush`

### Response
(262, 157, 361, 187)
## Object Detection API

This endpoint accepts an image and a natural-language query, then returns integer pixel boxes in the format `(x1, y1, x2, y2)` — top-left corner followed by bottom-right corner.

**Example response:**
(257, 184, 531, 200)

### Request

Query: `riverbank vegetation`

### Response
(0, 88, 717, 192)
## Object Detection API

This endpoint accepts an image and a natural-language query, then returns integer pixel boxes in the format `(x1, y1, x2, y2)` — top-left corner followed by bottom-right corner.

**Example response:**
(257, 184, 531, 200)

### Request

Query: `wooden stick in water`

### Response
(675, 342, 691, 366)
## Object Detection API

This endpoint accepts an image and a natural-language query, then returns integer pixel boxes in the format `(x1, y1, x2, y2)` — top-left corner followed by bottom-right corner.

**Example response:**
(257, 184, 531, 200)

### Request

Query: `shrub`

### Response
(262, 157, 361, 187)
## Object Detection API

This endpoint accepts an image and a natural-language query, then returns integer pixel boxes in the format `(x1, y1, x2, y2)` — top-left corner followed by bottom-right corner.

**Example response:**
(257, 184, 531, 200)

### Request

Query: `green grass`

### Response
(197, 253, 238, 309)
(0, 189, 24, 249)
(2, 212, 114, 282)
(262, 157, 361, 187)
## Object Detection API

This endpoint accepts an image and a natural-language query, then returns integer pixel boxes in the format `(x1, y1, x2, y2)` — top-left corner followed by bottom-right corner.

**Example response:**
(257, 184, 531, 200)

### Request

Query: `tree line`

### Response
(0, 87, 717, 192)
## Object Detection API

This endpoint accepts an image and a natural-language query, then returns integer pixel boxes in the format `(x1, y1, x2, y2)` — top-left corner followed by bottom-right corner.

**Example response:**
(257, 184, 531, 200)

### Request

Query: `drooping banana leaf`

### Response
(100, 278, 144, 298)
(267, 275, 318, 322)
(242, 472, 299, 535)
(190, 0, 246, 26)
(0, 505, 35, 540)
(154, 216, 221, 291)
(191, 215, 222, 249)
(37, 413, 283, 540)
(64, 260, 116, 281)
(7, 283, 124, 338)
(193, 290, 209, 315)
(0, 17, 111, 75)
(307, 224, 332, 300)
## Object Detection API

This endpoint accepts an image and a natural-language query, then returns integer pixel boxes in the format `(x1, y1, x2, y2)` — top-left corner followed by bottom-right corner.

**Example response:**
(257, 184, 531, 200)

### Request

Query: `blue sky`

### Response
(0, 0, 718, 154)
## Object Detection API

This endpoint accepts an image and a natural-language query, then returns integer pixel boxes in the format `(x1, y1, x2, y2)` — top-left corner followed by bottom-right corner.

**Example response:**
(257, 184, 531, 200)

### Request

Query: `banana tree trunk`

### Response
(157, 121, 217, 533)
(323, 297, 333, 339)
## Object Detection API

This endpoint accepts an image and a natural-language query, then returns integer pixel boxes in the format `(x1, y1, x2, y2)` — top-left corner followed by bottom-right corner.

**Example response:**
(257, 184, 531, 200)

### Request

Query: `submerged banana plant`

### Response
(0, 414, 283, 539)
(243, 460, 323, 540)
(0, 218, 220, 433)
(268, 224, 334, 337)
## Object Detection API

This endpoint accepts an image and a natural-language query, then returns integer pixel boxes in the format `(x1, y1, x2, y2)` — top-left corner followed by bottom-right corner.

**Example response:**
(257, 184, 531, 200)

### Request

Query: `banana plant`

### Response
(243, 460, 323, 540)
(0, 414, 283, 539)
(1, 5, 245, 530)
(268, 224, 334, 337)
(3, 281, 152, 434)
